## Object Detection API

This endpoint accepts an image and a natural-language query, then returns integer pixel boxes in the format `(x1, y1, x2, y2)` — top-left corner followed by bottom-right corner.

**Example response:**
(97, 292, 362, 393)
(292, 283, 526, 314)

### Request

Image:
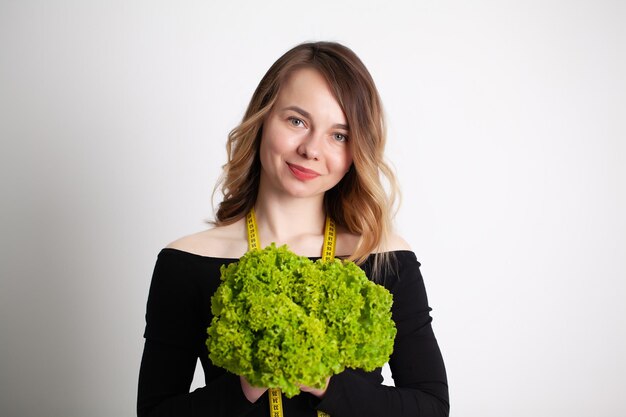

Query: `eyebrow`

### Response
(281, 106, 349, 131)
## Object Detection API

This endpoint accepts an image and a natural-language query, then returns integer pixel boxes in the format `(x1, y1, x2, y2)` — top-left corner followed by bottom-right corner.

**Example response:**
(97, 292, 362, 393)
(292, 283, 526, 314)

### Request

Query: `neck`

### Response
(253, 189, 326, 246)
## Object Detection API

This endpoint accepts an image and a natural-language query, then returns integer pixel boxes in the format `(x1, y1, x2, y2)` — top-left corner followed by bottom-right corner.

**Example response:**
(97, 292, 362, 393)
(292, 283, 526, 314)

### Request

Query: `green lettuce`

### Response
(206, 244, 396, 397)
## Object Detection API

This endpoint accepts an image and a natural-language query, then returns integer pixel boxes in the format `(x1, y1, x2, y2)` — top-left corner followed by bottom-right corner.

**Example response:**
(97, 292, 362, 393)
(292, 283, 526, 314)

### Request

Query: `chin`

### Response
(274, 175, 337, 199)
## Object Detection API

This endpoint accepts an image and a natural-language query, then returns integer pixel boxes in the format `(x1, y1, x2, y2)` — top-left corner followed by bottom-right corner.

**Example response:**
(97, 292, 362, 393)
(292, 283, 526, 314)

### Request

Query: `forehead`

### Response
(275, 68, 347, 124)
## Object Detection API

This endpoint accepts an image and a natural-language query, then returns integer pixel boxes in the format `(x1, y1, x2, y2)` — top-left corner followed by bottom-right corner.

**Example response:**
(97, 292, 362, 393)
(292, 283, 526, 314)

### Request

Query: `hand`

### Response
(239, 376, 268, 403)
(298, 376, 331, 399)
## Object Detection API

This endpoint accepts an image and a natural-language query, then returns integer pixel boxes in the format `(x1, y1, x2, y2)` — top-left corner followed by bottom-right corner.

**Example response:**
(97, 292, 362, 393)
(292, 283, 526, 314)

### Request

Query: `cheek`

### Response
(329, 151, 353, 177)
(261, 123, 295, 156)
(258, 134, 277, 172)
(259, 127, 280, 159)
(345, 151, 353, 169)
(340, 149, 353, 172)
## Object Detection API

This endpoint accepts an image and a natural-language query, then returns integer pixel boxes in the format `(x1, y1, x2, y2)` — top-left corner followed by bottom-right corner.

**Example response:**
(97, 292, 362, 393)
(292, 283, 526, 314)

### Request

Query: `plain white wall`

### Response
(1, 1, 625, 416)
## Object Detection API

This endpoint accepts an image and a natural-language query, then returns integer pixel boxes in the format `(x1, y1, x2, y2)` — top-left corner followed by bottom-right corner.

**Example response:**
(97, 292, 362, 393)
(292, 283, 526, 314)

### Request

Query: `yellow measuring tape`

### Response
(245, 207, 334, 417)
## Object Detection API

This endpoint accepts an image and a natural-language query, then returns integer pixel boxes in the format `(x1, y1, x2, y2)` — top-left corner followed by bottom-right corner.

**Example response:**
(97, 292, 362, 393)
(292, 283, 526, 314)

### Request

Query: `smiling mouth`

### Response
(287, 163, 320, 181)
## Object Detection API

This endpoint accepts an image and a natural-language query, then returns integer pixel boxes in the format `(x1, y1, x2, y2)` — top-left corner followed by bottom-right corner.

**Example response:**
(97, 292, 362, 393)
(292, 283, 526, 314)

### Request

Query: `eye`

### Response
(333, 133, 348, 143)
(288, 117, 305, 127)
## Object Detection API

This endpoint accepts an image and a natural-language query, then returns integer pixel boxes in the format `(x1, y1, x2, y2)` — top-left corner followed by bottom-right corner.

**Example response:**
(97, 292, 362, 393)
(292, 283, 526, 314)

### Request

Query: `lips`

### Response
(287, 163, 320, 181)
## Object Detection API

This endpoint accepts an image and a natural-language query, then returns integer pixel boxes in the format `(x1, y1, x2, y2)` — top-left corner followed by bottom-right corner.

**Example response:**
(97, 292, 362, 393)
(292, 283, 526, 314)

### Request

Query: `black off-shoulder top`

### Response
(138, 249, 449, 417)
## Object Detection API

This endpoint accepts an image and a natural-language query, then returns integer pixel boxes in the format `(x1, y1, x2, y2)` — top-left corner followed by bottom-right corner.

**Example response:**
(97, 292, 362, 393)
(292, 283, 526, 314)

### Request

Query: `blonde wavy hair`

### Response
(214, 41, 399, 268)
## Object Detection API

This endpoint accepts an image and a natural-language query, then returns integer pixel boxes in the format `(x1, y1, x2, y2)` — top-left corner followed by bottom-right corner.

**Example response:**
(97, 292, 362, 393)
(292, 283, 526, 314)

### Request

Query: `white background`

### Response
(1, 1, 625, 416)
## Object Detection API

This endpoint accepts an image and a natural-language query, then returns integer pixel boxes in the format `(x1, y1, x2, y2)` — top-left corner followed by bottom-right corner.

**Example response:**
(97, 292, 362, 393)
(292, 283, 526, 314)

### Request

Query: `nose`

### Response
(297, 131, 322, 160)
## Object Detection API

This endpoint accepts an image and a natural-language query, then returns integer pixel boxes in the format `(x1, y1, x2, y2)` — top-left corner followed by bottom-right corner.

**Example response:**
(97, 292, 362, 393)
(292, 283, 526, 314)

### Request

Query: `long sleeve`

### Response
(315, 251, 449, 416)
(137, 250, 260, 417)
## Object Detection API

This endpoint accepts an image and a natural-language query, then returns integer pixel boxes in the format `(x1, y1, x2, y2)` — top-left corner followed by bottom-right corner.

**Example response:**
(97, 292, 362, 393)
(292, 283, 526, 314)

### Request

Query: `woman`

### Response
(138, 41, 449, 417)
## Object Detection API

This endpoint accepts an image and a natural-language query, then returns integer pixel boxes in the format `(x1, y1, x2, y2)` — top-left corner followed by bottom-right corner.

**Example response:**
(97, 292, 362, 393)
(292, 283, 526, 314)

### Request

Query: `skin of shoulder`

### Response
(377, 233, 412, 253)
(335, 228, 412, 256)
(165, 219, 248, 259)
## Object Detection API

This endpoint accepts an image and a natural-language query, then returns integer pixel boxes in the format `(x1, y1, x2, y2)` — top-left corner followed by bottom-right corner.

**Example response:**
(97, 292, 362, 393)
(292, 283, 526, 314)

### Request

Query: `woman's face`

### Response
(259, 67, 353, 200)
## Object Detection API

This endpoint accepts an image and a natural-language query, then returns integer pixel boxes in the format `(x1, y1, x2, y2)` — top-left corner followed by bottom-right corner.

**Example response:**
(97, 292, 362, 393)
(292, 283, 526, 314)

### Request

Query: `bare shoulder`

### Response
(335, 229, 411, 256)
(334, 230, 358, 257)
(166, 219, 248, 258)
(378, 233, 412, 252)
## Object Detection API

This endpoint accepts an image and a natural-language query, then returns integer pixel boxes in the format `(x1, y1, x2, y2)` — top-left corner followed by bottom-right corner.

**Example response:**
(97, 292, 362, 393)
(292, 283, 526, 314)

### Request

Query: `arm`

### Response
(316, 252, 449, 417)
(137, 340, 257, 416)
(137, 250, 261, 417)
